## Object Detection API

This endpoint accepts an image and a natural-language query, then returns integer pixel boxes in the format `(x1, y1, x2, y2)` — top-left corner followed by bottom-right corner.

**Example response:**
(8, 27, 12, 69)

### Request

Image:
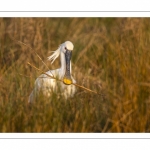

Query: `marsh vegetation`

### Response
(0, 18, 150, 132)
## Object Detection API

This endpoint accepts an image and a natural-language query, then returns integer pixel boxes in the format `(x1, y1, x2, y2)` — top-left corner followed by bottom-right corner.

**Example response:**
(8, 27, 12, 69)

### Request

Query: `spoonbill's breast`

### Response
(34, 69, 76, 99)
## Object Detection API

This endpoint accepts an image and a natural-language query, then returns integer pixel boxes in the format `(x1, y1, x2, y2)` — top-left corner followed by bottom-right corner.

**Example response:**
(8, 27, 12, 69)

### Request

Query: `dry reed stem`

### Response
(18, 73, 33, 78)
(27, 62, 99, 95)
(12, 38, 54, 77)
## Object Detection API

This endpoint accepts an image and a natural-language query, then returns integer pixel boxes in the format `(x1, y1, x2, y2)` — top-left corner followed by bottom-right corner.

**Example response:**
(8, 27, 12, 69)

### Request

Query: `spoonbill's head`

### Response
(62, 41, 74, 85)
(64, 41, 74, 51)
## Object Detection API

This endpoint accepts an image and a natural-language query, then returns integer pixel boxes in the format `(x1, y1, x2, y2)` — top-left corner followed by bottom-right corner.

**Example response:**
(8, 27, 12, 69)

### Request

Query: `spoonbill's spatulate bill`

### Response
(29, 41, 76, 103)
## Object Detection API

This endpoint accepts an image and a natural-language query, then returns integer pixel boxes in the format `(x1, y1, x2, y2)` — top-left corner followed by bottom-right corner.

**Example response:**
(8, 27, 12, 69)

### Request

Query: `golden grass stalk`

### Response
(12, 38, 54, 77)
(27, 62, 99, 95)
(18, 73, 33, 78)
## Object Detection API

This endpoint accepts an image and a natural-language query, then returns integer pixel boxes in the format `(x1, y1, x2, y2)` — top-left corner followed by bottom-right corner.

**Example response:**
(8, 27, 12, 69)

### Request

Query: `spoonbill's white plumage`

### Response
(29, 41, 76, 103)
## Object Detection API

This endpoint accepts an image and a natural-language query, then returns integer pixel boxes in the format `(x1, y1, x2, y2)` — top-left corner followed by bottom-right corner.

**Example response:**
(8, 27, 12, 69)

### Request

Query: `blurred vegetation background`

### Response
(0, 18, 150, 132)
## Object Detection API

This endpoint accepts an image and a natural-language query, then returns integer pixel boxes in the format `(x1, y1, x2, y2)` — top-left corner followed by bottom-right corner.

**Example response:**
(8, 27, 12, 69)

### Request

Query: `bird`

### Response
(28, 41, 76, 103)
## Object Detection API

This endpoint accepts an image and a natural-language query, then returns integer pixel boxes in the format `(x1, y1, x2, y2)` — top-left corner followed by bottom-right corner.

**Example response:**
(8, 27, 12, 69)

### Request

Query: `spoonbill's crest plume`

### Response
(29, 41, 76, 103)
(47, 46, 61, 64)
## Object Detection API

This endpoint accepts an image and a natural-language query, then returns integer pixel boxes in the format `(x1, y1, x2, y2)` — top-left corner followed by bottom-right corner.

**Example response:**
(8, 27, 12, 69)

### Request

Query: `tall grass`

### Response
(0, 18, 150, 132)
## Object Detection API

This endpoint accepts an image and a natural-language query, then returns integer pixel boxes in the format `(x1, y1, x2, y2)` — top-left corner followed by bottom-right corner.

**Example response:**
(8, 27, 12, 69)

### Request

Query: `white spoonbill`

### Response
(29, 41, 76, 103)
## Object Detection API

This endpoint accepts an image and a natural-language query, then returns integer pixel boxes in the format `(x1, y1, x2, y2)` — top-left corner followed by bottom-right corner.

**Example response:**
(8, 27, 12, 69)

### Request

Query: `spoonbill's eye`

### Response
(64, 47, 67, 53)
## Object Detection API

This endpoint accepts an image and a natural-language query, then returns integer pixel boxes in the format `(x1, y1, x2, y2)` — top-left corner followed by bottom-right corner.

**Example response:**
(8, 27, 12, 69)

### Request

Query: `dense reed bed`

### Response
(0, 18, 150, 132)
